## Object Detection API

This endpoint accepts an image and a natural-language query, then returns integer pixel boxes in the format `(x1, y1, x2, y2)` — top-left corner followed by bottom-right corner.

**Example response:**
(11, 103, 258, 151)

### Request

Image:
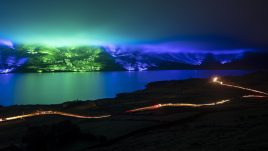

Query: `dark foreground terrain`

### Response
(0, 71, 268, 151)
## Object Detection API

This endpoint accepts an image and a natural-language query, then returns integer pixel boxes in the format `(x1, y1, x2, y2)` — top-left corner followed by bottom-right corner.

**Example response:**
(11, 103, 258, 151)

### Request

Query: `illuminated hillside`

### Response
(1, 42, 268, 73)
(0, 44, 122, 73)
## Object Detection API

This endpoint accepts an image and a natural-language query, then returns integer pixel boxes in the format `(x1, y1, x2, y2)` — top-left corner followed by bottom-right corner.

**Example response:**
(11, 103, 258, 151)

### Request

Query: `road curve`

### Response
(0, 111, 111, 122)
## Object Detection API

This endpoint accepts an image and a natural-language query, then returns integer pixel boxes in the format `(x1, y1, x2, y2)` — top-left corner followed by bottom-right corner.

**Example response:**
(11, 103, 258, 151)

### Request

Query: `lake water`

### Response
(0, 70, 252, 106)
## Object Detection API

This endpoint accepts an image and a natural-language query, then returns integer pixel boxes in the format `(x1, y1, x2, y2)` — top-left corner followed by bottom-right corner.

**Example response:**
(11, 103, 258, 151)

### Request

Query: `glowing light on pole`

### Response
(213, 77, 218, 82)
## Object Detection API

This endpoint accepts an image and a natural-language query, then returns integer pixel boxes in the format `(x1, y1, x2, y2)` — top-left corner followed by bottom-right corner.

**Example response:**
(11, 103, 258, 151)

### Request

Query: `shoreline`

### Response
(0, 69, 255, 107)
(0, 68, 262, 75)
(0, 71, 266, 111)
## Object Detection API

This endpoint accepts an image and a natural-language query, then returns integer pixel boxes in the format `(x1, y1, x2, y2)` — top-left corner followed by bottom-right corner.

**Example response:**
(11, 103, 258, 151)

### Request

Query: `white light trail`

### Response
(0, 111, 110, 123)
(212, 77, 268, 95)
(242, 95, 268, 98)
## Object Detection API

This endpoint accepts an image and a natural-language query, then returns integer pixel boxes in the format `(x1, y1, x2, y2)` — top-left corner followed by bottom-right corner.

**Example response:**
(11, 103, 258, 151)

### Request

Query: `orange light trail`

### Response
(212, 77, 268, 95)
(126, 99, 230, 112)
(127, 76, 268, 113)
(0, 111, 110, 122)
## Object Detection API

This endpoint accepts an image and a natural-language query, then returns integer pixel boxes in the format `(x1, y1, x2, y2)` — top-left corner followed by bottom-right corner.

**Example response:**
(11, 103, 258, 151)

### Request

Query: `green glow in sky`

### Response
(1, 0, 268, 48)
(21, 37, 109, 47)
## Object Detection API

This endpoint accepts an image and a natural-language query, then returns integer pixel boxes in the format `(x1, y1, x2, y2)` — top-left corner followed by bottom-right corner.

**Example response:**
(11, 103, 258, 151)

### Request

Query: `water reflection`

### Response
(0, 70, 251, 106)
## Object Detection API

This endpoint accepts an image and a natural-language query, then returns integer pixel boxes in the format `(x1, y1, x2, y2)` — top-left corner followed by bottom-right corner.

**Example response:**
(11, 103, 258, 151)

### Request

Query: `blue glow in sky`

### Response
(0, 39, 14, 49)
(1, 0, 268, 48)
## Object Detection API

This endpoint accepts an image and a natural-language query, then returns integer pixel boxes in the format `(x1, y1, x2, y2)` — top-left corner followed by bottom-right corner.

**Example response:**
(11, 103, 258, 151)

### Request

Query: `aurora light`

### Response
(0, 38, 259, 72)
(1, 0, 268, 50)
(0, 44, 28, 73)
(20, 37, 109, 47)
(0, 39, 14, 49)
(0, 56, 28, 73)
(213, 53, 244, 64)
(104, 43, 254, 71)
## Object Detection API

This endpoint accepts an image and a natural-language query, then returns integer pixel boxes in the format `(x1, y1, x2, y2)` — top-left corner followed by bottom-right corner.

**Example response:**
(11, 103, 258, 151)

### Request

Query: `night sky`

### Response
(0, 0, 268, 49)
